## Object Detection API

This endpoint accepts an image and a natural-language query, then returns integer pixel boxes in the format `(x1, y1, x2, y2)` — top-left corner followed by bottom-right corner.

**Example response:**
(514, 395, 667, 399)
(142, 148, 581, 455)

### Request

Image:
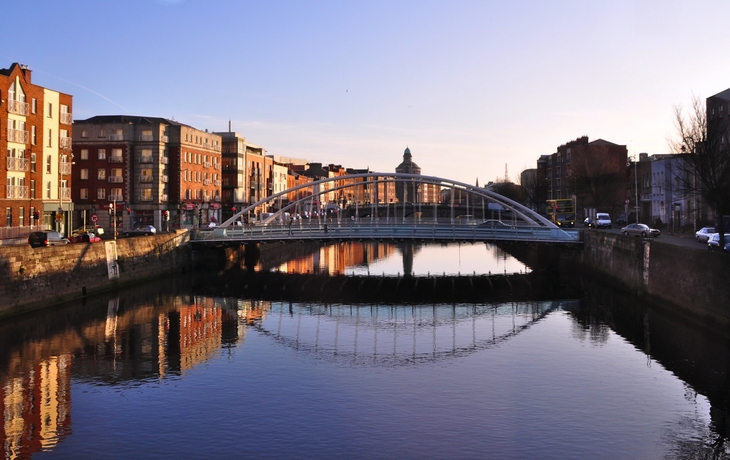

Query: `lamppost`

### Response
(627, 155, 639, 224)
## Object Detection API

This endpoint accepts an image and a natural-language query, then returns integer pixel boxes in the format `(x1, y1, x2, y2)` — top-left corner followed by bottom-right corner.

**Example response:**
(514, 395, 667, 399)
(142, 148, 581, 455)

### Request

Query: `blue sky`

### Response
(4, 0, 730, 185)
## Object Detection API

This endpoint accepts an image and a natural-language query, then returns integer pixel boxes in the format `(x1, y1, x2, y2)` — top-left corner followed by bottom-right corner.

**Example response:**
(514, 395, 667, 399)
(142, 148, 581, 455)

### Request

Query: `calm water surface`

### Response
(1, 243, 728, 459)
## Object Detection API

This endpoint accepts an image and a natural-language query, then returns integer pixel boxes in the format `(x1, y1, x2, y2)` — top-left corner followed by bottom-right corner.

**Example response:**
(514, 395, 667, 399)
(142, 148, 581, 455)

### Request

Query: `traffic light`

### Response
(109, 203, 115, 216)
(231, 206, 237, 213)
(163, 210, 170, 221)
(33, 211, 40, 220)
(127, 207, 131, 215)
(198, 209, 203, 221)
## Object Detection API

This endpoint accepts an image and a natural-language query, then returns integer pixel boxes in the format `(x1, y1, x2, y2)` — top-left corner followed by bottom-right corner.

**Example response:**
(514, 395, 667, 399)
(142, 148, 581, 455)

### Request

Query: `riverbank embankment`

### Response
(0, 230, 191, 319)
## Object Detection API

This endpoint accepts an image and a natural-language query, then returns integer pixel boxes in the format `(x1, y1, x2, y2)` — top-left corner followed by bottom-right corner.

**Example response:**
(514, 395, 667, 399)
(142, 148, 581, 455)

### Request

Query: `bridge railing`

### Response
(191, 222, 581, 243)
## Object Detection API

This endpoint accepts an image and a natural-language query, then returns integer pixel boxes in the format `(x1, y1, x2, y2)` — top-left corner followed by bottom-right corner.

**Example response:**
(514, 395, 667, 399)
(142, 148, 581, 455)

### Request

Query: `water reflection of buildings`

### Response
(277, 242, 397, 275)
(1, 356, 72, 459)
(0, 294, 257, 458)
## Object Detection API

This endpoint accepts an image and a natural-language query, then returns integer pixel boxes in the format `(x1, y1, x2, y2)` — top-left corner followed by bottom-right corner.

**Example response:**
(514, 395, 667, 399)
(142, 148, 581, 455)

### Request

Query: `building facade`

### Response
(0, 63, 73, 235)
(395, 147, 422, 203)
(72, 116, 222, 231)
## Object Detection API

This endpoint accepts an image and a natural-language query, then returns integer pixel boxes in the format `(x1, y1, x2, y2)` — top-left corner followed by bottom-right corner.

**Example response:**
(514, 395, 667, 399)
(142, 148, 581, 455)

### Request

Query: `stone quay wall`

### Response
(575, 231, 730, 326)
(0, 230, 191, 318)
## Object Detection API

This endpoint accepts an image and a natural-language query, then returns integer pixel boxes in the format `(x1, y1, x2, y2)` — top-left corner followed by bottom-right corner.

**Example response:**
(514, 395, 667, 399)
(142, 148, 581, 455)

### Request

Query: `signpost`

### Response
(91, 214, 98, 223)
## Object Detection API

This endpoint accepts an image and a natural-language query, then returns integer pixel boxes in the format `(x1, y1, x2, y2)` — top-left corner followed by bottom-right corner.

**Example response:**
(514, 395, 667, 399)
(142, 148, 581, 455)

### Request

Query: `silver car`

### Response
(621, 223, 661, 238)
(695, 227, 715, 243)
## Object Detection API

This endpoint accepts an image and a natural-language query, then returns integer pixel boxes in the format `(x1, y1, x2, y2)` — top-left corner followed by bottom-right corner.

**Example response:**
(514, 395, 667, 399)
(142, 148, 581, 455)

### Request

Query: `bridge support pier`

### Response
(244, 243, 261, 271)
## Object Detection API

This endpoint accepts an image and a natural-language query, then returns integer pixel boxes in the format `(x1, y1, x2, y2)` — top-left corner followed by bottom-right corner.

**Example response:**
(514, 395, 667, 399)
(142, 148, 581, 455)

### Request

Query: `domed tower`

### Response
(395, 147, 421, 203)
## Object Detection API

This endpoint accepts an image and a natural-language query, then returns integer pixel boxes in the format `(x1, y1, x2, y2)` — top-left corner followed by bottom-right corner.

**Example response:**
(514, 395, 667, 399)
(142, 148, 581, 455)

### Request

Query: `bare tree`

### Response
(668, 95, 730, 246)
(519, 170, 548, 211)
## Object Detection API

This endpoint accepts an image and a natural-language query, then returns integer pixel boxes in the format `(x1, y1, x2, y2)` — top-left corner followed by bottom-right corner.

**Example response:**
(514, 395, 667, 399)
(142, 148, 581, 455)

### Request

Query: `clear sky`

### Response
(4, 0, 730, 185)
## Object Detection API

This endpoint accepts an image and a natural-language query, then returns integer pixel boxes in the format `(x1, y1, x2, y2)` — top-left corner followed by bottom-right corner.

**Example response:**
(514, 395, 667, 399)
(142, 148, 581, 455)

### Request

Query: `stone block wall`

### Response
(0, 230, 191, 318)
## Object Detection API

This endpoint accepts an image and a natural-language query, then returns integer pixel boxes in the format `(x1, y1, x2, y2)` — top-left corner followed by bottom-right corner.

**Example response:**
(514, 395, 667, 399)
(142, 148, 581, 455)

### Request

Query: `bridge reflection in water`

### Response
(227, 299, 575, 368)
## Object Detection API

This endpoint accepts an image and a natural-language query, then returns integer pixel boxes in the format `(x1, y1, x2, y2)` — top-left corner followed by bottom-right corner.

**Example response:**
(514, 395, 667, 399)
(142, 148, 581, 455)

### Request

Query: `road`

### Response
(582, 226, 705, 250)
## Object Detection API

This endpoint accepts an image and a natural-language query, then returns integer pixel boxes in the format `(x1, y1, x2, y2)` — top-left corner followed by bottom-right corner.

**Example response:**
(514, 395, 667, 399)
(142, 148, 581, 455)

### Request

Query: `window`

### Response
(110, 148, 123, 162)
(97, 188, 106, 199)
(47, 102, 53, 117)
(98, 149, 106, 160)
(30, 153, 36, 172)
(81, 130, 88, 138)
(80, 169, 89, 180)
(31, 126, 36, 145)
(141, 169, 153, 182)
(111, 188, 123, 200)
(140, 187, 153, 201)
(47, 129, 53, 147)
(98, 129, 105, 138)
(31, 99, 37, 114)
(140, 149, 153, 162)
(5, 208, 11, 227)
(30, 180, 35, 199)
(19, 207, 24, 227)
(46, 181, 52, 199)
(80, 149, 89, 160)
(46, 155, 52, 173)
(110, 168, 123, 182)
(97, 169, 106, 180)
(80, 188, 88, 199)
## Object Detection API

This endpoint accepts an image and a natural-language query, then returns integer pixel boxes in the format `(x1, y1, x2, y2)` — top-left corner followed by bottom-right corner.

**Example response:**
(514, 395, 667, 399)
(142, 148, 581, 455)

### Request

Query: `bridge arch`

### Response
(219, 172, 555, 228)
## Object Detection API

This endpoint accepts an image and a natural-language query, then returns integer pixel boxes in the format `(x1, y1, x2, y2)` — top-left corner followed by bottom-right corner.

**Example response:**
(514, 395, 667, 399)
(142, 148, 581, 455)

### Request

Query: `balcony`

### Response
(214, 196, 221, 202)
(109, 155, 124, 163)
(6, 185, 29, 199)
(139, 134, 154, 141)
(161, 194, 168, 202)
(60, 112, 73, 125)
(161, 175, 168, 183)
(108, 194, 124, 202)
(204, 179, 211, 186)
(60, 187, 71, 200)
(140, 176, 153, 183)
(204, 162, 212, 168)
(161, 135, 169, 142)
(7, 128, 28, 143)
(60, 163, 72, 175)
(214, 163, 221, 170)
(60, 137, 72, 149)
(108, 176, 124, 183)
(203, 195, 211, 202)
(109, 134, 124, 141)
(214, 180, 221, 187)
(139, 194, 154, 202)
(7, 157, 29, 172)
(140, 155, 153, 163)
(8, 100, 29, 115)
(160, 156, 169, 164)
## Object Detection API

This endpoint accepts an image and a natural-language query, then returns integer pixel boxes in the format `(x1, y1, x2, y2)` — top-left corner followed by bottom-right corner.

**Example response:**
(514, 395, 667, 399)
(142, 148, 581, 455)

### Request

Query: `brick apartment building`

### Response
(0, 63, 73, 235)
(72, 116, 222, 231)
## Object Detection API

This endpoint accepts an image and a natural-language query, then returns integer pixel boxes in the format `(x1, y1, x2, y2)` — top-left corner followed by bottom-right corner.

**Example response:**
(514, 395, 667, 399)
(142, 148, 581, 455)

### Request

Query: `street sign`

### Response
(91, 214, 98, 223)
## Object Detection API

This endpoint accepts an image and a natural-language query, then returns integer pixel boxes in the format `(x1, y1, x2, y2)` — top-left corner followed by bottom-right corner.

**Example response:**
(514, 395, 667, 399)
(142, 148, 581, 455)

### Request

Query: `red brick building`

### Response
(0, 63, 73, 235)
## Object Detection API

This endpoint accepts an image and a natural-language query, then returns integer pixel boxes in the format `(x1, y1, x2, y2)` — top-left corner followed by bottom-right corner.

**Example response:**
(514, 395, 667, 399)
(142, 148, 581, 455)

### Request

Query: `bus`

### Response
(546, 198, 575, 228)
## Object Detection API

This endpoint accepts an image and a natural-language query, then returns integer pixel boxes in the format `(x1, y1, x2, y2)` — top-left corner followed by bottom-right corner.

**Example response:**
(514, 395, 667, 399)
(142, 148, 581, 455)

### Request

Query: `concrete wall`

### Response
(578, 231, 730, 325)
(0, 230, 191, 318)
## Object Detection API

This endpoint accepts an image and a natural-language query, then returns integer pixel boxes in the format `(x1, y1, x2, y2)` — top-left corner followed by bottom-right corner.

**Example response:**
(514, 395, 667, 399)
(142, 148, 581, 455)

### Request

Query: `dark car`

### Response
(707, 233, 730, 251)
(583, 217, 594, 228)
(616, 213, 628, 226)
(621, 223, 661, 238)
(123, 225, 157, 237)
(28, 231, 70, 247)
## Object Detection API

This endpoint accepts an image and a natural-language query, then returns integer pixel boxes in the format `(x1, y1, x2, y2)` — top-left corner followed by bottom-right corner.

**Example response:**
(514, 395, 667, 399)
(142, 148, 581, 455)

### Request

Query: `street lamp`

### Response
(627, 155, 639, 223)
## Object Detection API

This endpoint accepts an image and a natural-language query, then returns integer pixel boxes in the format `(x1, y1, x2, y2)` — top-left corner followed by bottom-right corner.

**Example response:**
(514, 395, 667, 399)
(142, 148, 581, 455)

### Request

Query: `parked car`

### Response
(616, 213, 628, 226)
(69, 232, 102, 243)
(123, 225, 157, 237)
(595, 213, 612, 229)
(28, 231, 70, 247)
(72, 225, 104, 236)
(695, 227, 716, 243)
(621, 223, 661, 238)
(707, 233, 730, 251)
(724, 242, 730, 253)
(583, 217, 594, 228)
(478, 219, 511, 229)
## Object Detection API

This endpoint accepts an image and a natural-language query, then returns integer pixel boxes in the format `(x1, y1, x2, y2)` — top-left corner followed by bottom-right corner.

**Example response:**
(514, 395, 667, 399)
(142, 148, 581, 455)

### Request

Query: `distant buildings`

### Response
(0, 63, 74, 233)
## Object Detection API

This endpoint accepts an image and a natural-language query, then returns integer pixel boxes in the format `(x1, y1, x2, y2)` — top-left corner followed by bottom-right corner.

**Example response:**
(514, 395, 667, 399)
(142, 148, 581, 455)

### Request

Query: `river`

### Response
(1, 242, 728, 459)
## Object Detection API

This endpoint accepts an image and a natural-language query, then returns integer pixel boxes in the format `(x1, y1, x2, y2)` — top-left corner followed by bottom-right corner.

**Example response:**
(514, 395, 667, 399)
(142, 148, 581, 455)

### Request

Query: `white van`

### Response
(595, 213, 612, 229)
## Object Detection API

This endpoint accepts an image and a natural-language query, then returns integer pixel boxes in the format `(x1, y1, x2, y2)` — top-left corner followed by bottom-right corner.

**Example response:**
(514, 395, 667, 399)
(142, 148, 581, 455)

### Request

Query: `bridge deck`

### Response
(192, 222, 582, 244)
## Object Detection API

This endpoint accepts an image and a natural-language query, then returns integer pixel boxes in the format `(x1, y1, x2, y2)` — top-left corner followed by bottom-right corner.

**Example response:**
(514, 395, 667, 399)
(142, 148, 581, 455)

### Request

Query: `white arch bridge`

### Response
(191, 173, 581, 245)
